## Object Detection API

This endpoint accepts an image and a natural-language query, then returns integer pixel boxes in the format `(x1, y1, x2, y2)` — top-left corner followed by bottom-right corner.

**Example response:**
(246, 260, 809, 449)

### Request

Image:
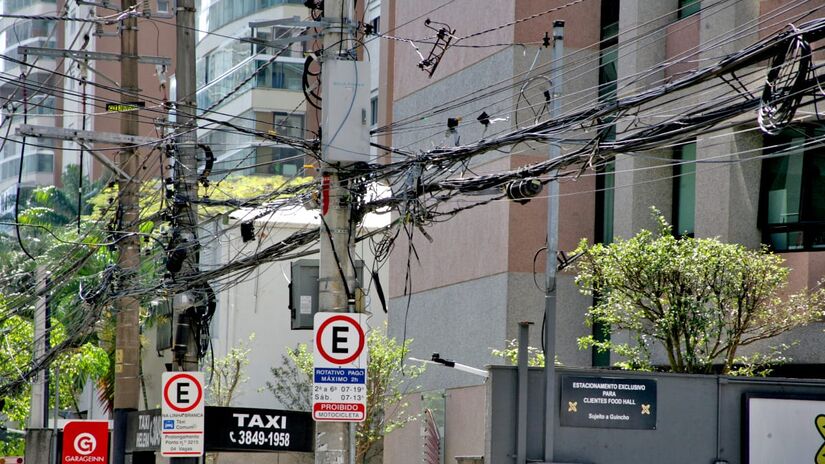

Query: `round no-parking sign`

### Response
(315, 314, 366, 366)
(163, 373, 204, 413)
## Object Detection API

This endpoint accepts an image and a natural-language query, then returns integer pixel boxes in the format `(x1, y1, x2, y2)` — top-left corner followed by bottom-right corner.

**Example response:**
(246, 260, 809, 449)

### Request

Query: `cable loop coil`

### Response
(758, 28, 812, 135)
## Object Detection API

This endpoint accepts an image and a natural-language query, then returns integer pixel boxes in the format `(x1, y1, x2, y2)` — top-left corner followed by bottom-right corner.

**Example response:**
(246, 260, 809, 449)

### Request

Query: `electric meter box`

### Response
(321, 59, 371, 163)
(289, 259, 365, 329)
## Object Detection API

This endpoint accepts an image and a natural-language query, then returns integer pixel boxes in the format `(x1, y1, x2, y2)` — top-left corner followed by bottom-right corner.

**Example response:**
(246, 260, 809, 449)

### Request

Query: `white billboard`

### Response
(746, 395, 825, 464)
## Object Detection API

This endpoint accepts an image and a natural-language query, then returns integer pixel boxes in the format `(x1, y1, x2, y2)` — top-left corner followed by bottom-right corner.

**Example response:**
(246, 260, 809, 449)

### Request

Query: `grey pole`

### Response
(172, 0, 201, 463)
(517, 322, 531, 464)
(543, 20, 564, 464)
(51, 366, 59, 464)
(316, 1, 357, 463)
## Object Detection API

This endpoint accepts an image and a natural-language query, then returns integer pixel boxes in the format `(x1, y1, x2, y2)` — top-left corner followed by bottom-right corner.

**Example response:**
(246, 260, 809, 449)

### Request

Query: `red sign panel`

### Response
(62, 421, 109, 464)
(312, 402, 366, 421)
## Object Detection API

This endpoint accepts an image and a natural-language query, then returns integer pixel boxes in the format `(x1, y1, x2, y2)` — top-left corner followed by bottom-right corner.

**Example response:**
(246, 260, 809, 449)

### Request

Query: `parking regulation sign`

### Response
(161, 371, 205, 457)
(312, 313, 368, 422)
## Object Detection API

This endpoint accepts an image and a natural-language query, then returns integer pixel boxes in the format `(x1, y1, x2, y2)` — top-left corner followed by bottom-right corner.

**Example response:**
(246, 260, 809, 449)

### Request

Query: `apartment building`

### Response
(380, 0, 825, 396)
(0, 1, 176, 216)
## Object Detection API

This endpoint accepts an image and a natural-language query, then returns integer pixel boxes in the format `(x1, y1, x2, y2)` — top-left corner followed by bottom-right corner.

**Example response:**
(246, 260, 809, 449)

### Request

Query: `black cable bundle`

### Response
(759, 29, 812, 135)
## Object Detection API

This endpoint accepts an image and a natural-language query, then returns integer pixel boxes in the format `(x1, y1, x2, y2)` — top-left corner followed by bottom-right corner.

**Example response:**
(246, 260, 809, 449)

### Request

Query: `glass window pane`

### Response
(764, 137, 804, 225)
(806, 152, 825, 221)
(678, 0, 700, 19)
(370, 96, 378, 126)
(674, 142, 696, 236)
(596, 161, 614, 245)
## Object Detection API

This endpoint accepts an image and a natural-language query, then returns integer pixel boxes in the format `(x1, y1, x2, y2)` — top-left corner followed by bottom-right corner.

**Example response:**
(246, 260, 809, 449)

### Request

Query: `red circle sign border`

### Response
(315, 314, 366, 365)
(163, 373, 203, 413)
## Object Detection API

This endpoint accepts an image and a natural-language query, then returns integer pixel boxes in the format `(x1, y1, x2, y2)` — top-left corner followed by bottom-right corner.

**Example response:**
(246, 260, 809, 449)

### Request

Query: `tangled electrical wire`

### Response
(2, 6, 825, 400)
(758, 27, 812, 135)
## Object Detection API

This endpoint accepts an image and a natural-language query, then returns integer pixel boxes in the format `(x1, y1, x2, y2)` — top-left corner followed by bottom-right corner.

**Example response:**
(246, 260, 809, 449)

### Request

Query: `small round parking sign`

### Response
(163, 372, 203, 413)
(315, 314, 366, 365)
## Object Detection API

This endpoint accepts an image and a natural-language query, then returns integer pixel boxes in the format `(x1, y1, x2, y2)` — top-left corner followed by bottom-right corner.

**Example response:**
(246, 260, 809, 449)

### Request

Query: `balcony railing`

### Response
(197, 58, 302, 110)
(207, 0, 304, 32)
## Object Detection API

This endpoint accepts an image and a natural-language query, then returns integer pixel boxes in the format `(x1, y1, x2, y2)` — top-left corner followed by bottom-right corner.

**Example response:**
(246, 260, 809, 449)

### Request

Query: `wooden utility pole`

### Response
(316, 0, 358, 463)
(111, 0, 142, 463)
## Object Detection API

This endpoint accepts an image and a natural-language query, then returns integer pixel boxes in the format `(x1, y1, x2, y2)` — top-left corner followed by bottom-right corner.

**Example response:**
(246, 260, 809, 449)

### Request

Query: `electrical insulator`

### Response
(505, 178, 543, 204)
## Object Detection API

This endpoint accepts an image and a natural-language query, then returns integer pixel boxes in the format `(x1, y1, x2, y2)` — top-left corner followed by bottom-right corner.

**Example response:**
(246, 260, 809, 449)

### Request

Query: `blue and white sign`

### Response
(312, 313, 368, 422)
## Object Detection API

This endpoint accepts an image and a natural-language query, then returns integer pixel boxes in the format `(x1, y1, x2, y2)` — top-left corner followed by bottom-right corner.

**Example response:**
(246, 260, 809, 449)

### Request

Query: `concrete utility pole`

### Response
(317, 0, 358, 462)
(29, 265, 48, 431)
(172, 0, 201, 462)
(112, 0, 142, 462)
(543, 20, 563, 464)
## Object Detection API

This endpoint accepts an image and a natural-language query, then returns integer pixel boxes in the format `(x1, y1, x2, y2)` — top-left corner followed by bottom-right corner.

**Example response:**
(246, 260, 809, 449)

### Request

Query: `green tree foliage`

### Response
(574, 211, 825, 374)
(491, 339, 547, 367)
(206, 335, 254, 407)
(0, 169, 312, 454)
(267, 330, 424, 464)
(0, 315, 108, 456)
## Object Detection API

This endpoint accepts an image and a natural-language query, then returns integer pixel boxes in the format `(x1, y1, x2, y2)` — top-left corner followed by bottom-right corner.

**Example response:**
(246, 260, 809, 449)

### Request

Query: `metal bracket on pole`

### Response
(17, 124, 161, 147)
(75, 142, 134, 183)
(18, 46, 172, 66)
(249, 16, 326, 28)
(243, 34, 321, 48)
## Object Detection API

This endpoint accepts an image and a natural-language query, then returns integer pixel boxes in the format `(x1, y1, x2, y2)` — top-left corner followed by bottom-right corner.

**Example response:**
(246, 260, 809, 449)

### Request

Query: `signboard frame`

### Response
(126, 407, 314, 454)
(161, 371, 206, 457)
(312, 312, 369, 422)
(559, 375, 657, 430)
(743, 393, 825, 464)
(61, 420, 109, 464)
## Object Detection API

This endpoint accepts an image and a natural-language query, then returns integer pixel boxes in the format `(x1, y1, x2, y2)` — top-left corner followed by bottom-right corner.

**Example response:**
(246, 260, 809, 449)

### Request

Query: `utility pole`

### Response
(112, 0, 142, 462)
(543, 20, 563, 464)
(29, 265, 48, 431)
(317, 0, 358, 463)
(172, 0, 201, 462)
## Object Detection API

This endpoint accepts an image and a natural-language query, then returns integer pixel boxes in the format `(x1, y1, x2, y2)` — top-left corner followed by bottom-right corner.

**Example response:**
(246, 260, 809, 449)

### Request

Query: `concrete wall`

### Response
(487, 366, 825, 464)
(384, 385, 486, 464)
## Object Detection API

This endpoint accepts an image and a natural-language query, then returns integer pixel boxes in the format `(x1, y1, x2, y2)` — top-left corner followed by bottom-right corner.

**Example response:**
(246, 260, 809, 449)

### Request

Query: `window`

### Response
(595, 161, 615, 245)
(255, 147, 303, 177)
(255, 27, 303, 57)
(1, 19, 56, 48)
(272, 112, 304, 139)
(759, 126, 825, 251)
(5, 0, 56, 14)
(157, 0, 171, 13)
(257, 61, 302, 90)
(593, 1, 619, 368)
(598, 1, 618, 104)
(23, 153, 54, 173)
(678, 0, 700, 19)
(370, 96, 378, 127)
(370, 16, 380, 34)
(593, 161, 615, 368)
(207, 0, 304, 32)
(673, 142, 696, 237)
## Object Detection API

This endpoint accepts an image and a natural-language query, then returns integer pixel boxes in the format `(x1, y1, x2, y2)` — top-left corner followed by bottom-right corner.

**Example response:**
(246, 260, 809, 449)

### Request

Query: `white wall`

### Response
(204, 206, 389, 409)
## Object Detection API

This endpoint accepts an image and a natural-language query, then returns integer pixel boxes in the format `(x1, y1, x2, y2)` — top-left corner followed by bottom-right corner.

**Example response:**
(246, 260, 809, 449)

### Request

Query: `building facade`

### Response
(381, 0, 825, 396)
(0, 0, 176, 216)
